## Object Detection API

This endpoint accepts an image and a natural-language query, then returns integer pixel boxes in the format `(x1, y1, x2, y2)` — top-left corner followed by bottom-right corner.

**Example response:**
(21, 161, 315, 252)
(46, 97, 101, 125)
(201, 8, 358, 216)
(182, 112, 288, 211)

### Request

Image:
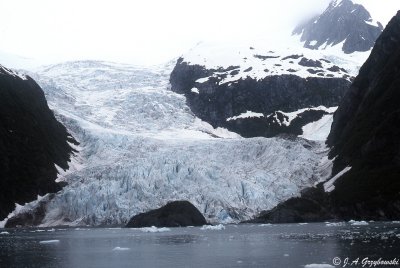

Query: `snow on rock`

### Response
(201, 224, 225, 231)
(0, 65, 28, 80)
(0, 194, 51, 227)
(270, 106, 336, 128)
(323, 166, 351, 192)
(180, 40, 368, 85)
(226, 111, 264, 121)
(9, 60, 334, 226)
(300, 107, 337, 141)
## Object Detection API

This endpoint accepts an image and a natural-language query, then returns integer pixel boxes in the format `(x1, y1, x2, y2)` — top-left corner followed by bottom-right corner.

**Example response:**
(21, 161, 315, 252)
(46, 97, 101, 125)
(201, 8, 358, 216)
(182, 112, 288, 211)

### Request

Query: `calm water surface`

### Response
(1, 222, 400, 268)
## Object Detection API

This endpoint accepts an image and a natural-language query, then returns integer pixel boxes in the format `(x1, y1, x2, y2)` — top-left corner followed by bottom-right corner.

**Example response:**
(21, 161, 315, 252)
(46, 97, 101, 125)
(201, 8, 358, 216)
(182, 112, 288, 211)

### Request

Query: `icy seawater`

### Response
(1, 222, 400, 268)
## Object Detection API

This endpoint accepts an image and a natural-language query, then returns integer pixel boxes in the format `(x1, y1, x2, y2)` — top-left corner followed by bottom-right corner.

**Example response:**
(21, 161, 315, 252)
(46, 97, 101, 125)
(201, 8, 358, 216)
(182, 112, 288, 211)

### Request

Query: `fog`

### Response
(0, 0, 398, 65)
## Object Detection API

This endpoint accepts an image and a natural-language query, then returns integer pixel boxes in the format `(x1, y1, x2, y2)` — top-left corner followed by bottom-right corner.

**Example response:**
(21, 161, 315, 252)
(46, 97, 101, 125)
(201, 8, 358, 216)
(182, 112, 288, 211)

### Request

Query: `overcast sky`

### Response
(0, 0, 399, 65)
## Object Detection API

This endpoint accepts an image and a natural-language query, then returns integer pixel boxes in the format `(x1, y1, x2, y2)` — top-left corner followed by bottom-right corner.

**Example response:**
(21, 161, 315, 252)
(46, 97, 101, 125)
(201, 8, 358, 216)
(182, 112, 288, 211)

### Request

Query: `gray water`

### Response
(1, 222, 400, 268)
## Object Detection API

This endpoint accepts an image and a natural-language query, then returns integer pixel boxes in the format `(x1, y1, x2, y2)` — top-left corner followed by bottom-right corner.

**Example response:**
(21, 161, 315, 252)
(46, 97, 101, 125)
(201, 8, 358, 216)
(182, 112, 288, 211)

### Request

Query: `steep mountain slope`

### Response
(2, 61, 332, 227)
(326, 10, 400, 218)
(0, 65, 75, 221)
(293, 0, 383, 53)
(169, 0, 382, 140)
(170, 43, 355, 139)
(251, 11, 400, 223)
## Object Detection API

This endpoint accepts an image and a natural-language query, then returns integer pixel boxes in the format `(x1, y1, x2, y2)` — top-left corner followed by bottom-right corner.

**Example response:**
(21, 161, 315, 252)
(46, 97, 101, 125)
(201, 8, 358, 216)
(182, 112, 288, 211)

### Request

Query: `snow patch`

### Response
(300, 110, 336, 141)
(0, 65, 28, 80)
(181, 40, 367, 85)
(324, 166, 351, 192)
(196, 77, 210, 83)
(365, 19, 380, 28)
(272, 106, 336, 128)
(191, 87, 199, 94)
(0, 194, 49, 227)
(226, 111, 264, 121)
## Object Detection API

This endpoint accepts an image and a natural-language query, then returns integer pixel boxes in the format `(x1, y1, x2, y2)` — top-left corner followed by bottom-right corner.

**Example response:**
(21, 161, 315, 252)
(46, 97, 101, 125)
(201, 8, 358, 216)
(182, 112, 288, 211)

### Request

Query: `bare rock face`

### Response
(249, 12, 400, 223)
(170, 59, 349, 138)
(0, 65, 76, 221)
(293, 0, 383, 54)
(326, 10, 400, 217)
(126, 201, 207, 228)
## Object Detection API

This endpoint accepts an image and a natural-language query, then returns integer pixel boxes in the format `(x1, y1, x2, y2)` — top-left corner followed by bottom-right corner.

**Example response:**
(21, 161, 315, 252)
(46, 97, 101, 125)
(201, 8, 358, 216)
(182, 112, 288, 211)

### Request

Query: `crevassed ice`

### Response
(16, 60, 333, 226)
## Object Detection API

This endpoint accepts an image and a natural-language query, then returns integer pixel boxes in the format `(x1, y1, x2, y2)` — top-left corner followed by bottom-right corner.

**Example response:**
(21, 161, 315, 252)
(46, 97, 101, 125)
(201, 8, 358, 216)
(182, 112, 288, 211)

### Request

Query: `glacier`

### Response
(4, 60, 333, 226)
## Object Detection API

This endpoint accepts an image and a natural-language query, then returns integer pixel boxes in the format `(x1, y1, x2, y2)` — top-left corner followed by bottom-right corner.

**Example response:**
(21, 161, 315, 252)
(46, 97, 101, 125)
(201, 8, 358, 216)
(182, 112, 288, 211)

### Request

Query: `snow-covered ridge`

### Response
(181, 40, 370, 88)
(2, 60, 333, 226)
(0, 64, 28, 80)
(293, 0, 382, 54)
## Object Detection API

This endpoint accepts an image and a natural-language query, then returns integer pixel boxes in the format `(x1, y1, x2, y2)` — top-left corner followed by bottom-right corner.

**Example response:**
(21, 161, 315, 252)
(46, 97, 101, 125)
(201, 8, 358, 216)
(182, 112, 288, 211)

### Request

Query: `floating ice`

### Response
(138, 226, 171, 233)
(259, 224, 272, 227)
(201, 224, 225, 231)
(325, 222, 346, 227)
(112, 247, 130, 251)
(0, 231, 10, 235)
(39, 240, 60, 244)
(349, 220, 369, 226)
(304, 264, 334, 268)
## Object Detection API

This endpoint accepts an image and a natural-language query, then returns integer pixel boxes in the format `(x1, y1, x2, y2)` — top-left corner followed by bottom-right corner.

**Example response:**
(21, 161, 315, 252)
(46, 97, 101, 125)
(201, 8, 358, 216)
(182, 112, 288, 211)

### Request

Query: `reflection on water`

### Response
(0, 222, 399, 268)
(155, 234, 199, 245)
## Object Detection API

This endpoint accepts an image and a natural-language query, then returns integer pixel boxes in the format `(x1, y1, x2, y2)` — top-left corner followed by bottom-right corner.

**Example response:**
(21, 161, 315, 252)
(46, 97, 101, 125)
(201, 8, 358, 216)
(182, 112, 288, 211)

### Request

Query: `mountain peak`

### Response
(293, 0, 383, 54)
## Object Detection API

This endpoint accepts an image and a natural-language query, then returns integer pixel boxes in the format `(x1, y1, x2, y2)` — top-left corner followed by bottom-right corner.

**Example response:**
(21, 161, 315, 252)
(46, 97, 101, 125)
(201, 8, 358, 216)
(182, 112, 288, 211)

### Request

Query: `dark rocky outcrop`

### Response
(248, 186, 333, 223)
(293, 0, 383, 54)
(4, 194, 55, 228)
(0, 65, 75, 221)
(326, 10, 400, 218)
(126, 201, 207, 228)
(170, 61, 349, 138)
(249, 11, 400, 223)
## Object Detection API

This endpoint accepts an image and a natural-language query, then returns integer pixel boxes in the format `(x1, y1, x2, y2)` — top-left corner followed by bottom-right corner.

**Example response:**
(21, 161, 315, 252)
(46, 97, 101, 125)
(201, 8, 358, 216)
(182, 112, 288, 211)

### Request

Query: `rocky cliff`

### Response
(170, 53, 351, 138)
(0, 65, 75, 221)
(250, 11, 400, 223)
(293, 0, 383, 54)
